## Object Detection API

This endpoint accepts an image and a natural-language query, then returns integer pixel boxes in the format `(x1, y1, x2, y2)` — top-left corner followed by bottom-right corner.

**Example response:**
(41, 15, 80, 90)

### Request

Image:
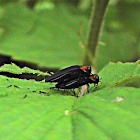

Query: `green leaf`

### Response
(0, 6, 4, 19)
(73, 87, 140, 140)
(0, 63, 50, 76)
(96, 2, 140, 71)
(1, 3, 139, 71)
(0, 72, 75, 139)
(96, 31, 138, 71)
(97, 61, 140, 90)
(34, 1, 55, 11)
(0, 4, 88, 68)
(0, 62, 140, 139)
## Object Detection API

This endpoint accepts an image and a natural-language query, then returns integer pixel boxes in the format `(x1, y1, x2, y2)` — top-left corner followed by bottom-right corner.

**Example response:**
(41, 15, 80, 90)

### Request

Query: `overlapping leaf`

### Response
(0, 63, 49, 76)
(97, 60, 140, 90)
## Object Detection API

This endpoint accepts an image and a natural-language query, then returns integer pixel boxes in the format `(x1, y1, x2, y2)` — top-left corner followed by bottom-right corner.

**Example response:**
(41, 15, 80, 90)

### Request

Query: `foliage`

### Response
(0, 3, 88, 68)
(0, 63, 50, 76)
(0, 61, 139, 139)
(0, 2, 139, 70)
(0, 1, 140, 139)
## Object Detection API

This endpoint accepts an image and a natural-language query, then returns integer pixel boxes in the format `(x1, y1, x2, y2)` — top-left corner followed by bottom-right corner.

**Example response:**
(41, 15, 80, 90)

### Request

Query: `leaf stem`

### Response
(84, 0, 109, 71)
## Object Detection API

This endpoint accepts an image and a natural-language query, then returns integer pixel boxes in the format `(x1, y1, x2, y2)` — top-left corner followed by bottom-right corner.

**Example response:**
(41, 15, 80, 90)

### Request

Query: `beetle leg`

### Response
(73, 89, 77, 97)
(63, 89, 67, 94)
(87, 84, 90, 93)
(50, 87, 55, 89)
(50, 87, 59, 91)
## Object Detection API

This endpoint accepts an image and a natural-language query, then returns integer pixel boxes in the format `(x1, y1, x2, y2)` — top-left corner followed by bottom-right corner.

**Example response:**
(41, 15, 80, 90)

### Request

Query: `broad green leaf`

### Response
(0, 76, 139, 139)
(96, 2, 140, 71)
(0, 4, 88, 68)
(96, 31, 137, 71)
(0, 63, 50, 76)
(117, 2, 140, 34)
(0, 73, 75, 140)
(0, 62, 140, 139)
(97, 61, 140, 90)
(73, 87, 140, 140)
(1, 3, 139, 71)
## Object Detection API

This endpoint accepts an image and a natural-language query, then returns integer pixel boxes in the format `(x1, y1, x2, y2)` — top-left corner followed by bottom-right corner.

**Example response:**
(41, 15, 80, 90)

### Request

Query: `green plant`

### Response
(0, 61, 139, 139)
(0, 1, 140, 139)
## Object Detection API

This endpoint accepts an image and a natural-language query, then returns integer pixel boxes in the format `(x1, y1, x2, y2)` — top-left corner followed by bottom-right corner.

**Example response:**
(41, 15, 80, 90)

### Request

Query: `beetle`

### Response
(45, 65, 91, 83)
(50, 74, 100, 96)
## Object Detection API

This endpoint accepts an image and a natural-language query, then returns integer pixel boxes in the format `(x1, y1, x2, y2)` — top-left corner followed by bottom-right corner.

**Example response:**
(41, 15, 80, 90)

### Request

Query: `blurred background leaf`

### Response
(0, 3, 88, 68)
(0, 0, 139, 71)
